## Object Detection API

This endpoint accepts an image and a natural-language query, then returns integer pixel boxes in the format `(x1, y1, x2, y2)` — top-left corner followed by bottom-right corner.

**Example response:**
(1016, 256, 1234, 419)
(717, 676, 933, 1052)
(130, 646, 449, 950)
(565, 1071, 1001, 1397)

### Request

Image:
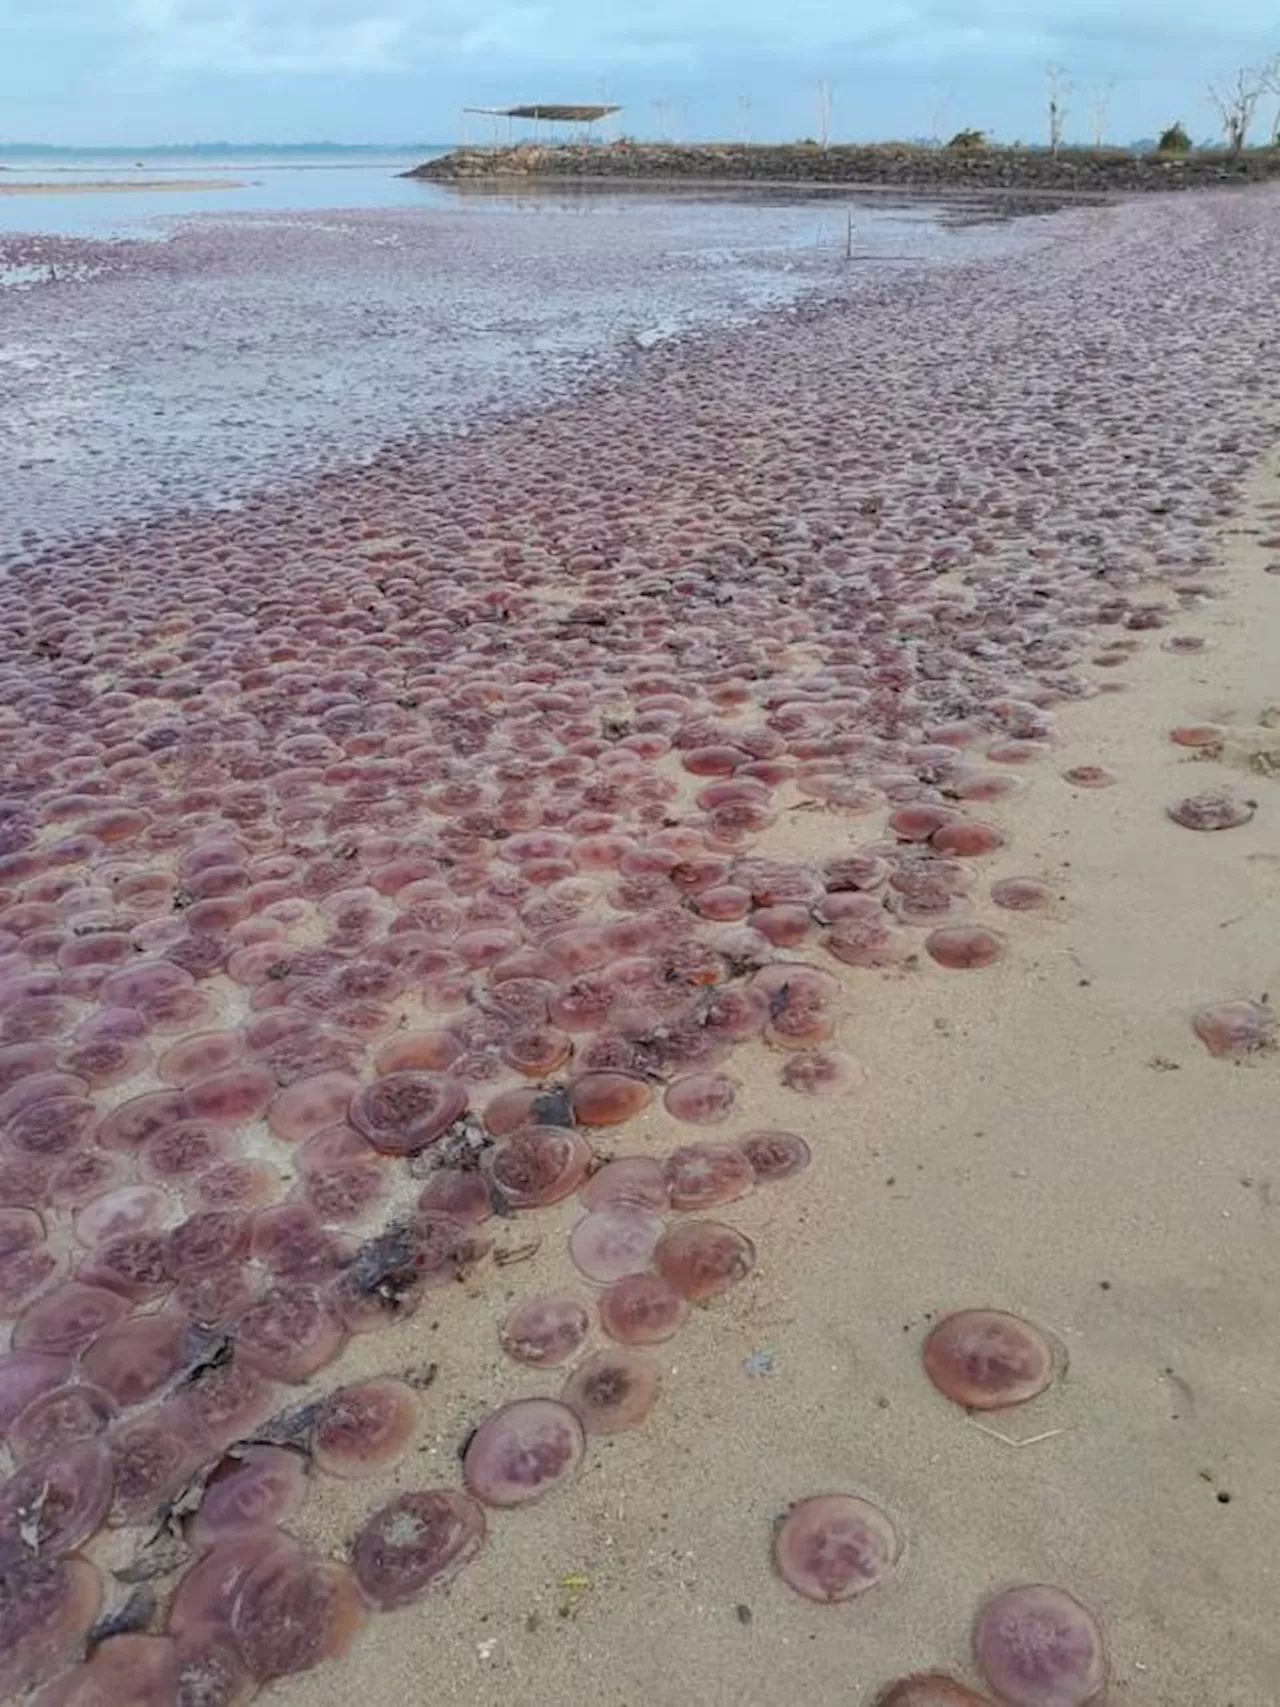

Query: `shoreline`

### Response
(0, 178, 245, 196)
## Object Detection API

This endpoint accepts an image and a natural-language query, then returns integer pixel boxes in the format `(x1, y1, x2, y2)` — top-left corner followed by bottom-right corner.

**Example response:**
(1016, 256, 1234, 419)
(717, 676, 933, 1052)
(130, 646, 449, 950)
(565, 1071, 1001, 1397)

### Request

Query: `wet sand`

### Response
(0, 180, 244, 196)
(2, 184, 1280, 1706)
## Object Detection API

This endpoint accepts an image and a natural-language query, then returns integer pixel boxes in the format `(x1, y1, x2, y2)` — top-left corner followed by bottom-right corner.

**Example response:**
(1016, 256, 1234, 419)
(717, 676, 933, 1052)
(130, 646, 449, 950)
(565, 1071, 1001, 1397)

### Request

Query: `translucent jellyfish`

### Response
(7, 1382, 116, 1465)
(81, 1231, 172, 1303)
(924, 1310, 1055, 1410)
(561, 1346, 660, 1434)
(13, 1282, 129, 1355)
(1167, 791, 1255, 830)
(167, 1210, 250, 1275)
(267, 1073, 360, 1143)
(598, 1271, 689, 1344)
(235, 1284, 347, 1383)
(925, 927, 1006, 970)
(191, 1444, 310, 1546)
(73, 1185, 169, 1248)
(569, 1209, 665, 1283)
(312, 1379, 418, 1478)
(772, 1492, 902, 1603)
(251, 1202, 345, 1280)
(664, 1073, 738, 1124)
(81, 1311, 190, 1407)
(781, 1048, 858, 1095)
(0, 1554, 103, 1701)
(1168, 723, 1224, 749)
(568, 1070, 653, 1126)
(1191, 997, 1274, 1058)
(109, 1402, 202, 1524)
(932, 821, 1005, 857)
(1061, 767, 1117, 790)
(663, 1142, 755, 1210)
(737, 1129, 812, 1183)
(991, 878, 1052, 912)
(485, 1125, 593, 1208)
(462, 1397, 586, 1508)
(229, 1546, 365, 1681)
(580, 1156, 669, 1213)
(0, 1440, 113, 1555)
(0, 1350, 69, 1434)
(184, 1065, 275, 1127)
(348, 1071, 468, 1156)
(653, 1220, 755, 1301)
(183, 1355, 277, 1448)
(875, 1676, 994, 1705)
(972, 1585, 1107, 1707)
(352, 1489, 487, 1610)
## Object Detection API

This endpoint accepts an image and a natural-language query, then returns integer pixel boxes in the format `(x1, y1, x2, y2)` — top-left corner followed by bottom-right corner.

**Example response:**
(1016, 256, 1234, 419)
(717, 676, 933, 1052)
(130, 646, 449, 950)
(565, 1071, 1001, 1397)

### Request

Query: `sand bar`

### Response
(0, 178, 244, 196)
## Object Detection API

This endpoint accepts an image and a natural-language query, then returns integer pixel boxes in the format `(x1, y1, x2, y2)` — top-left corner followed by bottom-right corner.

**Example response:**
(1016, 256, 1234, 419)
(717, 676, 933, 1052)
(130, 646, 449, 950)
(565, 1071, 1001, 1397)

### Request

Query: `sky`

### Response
(1, 0, 1276, 148)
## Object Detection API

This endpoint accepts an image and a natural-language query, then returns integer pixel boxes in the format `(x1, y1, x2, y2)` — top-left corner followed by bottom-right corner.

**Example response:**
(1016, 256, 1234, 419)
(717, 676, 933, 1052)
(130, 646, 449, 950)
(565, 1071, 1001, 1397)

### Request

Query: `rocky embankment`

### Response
(408, 140, 1280, 194)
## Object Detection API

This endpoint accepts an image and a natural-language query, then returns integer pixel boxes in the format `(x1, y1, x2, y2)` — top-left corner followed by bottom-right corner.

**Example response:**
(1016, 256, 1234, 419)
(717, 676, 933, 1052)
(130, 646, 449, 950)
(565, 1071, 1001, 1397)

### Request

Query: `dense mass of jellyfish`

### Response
(1, 183, 1278, 1700)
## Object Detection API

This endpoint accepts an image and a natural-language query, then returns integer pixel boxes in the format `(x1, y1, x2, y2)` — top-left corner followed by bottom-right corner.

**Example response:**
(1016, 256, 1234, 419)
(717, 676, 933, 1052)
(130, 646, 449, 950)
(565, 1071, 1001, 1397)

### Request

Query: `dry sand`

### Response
(256, 457, 1280, 1705)
(0, 180, 243, 196)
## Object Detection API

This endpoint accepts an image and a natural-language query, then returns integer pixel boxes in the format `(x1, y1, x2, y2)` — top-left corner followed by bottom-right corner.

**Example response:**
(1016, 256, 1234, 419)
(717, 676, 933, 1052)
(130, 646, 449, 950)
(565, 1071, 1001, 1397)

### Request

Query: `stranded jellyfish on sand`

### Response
(876, 1677, 994, 1706)
(1060, 767, 1116, 790)
(772, 1492, 902, 1603)
(1191, 997, 1274, 1058)
(925, 926, 1006, 970)
(312, 1379, 418, 1478)
(923, 1310, 1055, 1410)
(462, 1397, 585, 1508)
(569, 1208, 665, 1283)
(191, 1444, 309, 1544)
(561, 1346, 661, 1434)
(352, 1489, 487, 1609)
(737, 1128, 812, 1183)
(663, 1141, 754, 1209)
(653, 1219, 754, 1301)
(1166, 791, 1255, 831)
(598, 1271, 689, 1343)
(348, 1072, 468, 1156)
(484, 1125, 593, 1208)
(500, 1292, 591, 1366)
(229, 1546, 365, 1681)
(972, 1585, 1107, 1707)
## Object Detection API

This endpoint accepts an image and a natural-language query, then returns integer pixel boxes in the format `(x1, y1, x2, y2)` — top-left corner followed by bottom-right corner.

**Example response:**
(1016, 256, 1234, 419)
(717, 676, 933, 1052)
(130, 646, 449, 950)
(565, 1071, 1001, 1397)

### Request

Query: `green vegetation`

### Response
(946, 129, 989, 151)
(1156, 122, 1193, 154)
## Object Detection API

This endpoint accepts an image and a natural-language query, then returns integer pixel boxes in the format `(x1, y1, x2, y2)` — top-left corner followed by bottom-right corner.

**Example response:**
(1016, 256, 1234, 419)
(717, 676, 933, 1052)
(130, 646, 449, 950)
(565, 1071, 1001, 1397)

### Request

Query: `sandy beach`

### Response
(1, 183, 1279, 1707)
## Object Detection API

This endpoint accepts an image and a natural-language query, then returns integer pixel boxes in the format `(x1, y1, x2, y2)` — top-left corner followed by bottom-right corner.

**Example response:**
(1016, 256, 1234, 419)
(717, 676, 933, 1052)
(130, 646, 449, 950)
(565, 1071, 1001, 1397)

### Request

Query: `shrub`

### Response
(1156, 122, 1192, 154)
(947, 128, 989, 151)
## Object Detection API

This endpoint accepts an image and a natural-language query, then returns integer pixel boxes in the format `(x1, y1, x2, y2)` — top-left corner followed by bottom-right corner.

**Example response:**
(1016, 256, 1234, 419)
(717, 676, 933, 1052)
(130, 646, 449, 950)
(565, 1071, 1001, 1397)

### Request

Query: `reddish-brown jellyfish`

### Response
(109, 1402, 203, 1524)
(167, 1210, 249, 1275)
(229, 1546, 365, 1681)
(81, 1311, 190, 1407)
(923, 1310, 1054, 1410)
(580, 1155, 669, 1212)
(568, 1070, 653, 1126)
(1191, 998, 1274, 1058)
(1168, 723, 1224, 749)
(664, 1072, 738, 1125)
(183, 1354, 277, 1448)
(598, 1271, 689, 1344)
(352, 1489, 487, 1610)
(663, 1141, 755, 1209)
(569, 1208, 665, 1283)
(561, 1346, 660, 1434)
(234, 1284, 346, 1383)
(267, 1073, 360, 1143)
(772, 1492, 902, 1604)
(462, 1397, 585, 1508)
(653, 1219, 755, 1301)
(1166, 791, 1255, 831)
(348, 1071, 467, 1155)
(1061, 767, 1116, 790)
(500, 1293, 592, 1369)
(932, 820, 1005, 857)
(781, 1048, 858, 1096)
(13, 1282, 129, 1355)
(737, 1129, 812, 1183)
(416, 1167, 492, 1225)
(875, 1675, 994, 1705)
(990, 878, 1052, 912)
(0, 1350, 69, 1433)
(0, 1554, 103, 1701)
(191, 1444, 310, 1546)
(925, 926, 1006, 970)
(485, 1125, 593, 1208)
(7, 1382, 115, 1464)
(0, 1441, 113, 1555)
(312, 1379, 418, 1478)
(972, 1584, 1107, 1707)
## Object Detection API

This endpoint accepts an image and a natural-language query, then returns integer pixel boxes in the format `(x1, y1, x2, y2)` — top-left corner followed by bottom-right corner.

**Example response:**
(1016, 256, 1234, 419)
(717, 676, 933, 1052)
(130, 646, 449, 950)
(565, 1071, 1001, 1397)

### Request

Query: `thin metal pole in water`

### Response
(845, 208, 854, 261)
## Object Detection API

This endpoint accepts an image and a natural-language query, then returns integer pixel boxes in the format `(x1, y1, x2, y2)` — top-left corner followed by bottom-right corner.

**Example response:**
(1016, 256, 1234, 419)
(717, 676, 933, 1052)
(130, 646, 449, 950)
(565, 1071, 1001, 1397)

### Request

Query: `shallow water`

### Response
(1, 182, 1045, 556)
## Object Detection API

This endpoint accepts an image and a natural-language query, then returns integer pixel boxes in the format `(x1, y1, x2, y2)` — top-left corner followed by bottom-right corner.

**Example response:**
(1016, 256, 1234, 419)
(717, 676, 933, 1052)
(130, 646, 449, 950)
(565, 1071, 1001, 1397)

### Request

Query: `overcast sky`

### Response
(2, 1, 1276, 147)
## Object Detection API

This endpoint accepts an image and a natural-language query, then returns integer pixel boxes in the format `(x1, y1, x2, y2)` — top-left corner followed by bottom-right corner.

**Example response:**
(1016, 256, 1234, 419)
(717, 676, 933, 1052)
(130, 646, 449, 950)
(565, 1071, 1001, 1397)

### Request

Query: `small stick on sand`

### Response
(968, 1421, 1068, 1448)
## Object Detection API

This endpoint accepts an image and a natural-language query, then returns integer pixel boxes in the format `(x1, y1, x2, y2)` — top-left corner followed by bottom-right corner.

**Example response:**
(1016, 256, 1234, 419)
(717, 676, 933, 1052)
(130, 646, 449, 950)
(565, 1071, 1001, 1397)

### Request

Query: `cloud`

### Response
(122, 0, 408, 74)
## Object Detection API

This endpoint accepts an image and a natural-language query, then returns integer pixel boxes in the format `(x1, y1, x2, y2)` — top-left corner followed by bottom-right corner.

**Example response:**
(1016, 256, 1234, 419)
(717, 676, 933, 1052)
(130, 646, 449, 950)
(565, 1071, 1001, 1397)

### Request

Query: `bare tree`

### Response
(1207, 68, 1263, 154)
(1260, 54, 1280, 146)
(817, 80, 833, 149)
(926, 85, 952, 147)
(1045, 63, 1071, 156)
(1089, 79, 1115, 149)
